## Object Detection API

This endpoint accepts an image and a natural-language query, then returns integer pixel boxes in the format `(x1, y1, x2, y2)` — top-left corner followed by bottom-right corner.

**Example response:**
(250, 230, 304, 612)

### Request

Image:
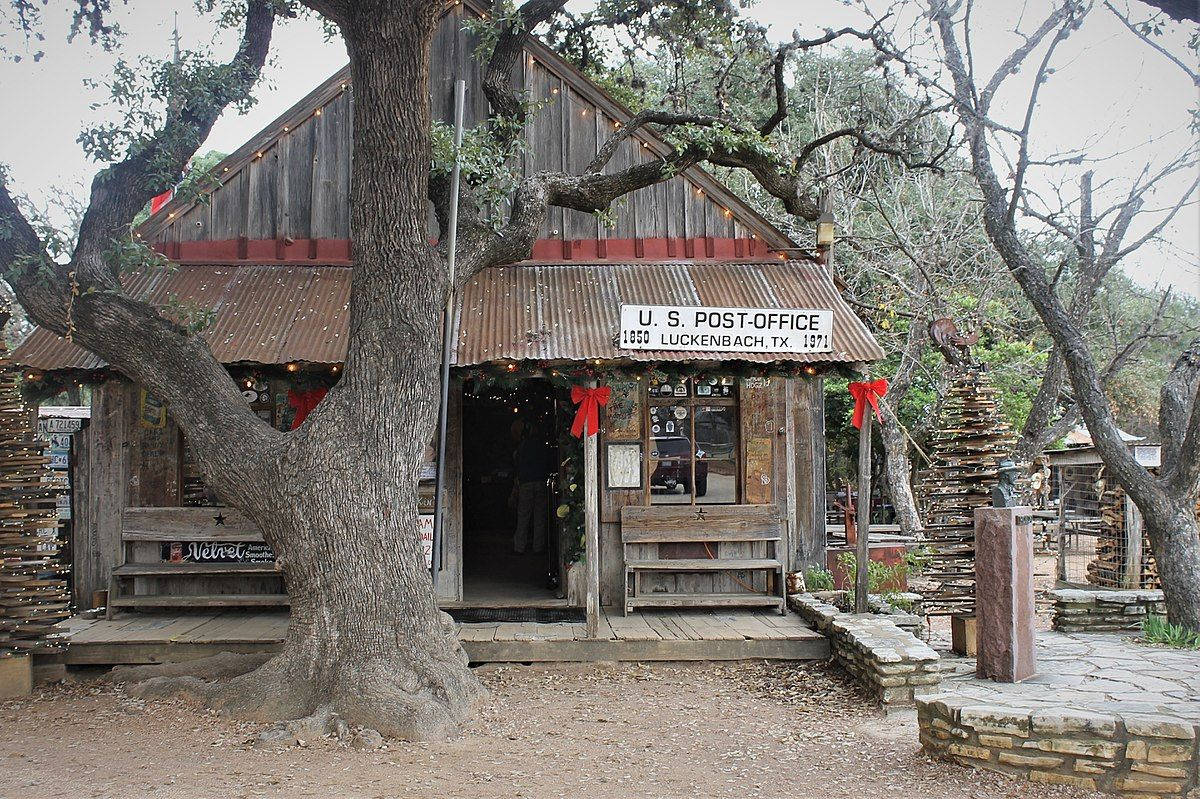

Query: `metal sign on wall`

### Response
(618, 304, 834, 354)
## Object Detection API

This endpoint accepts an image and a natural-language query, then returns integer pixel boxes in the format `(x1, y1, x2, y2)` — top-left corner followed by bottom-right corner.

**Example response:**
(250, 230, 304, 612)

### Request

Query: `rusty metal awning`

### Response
(12, 260, 882, 371)
(12, 264, 352, 370)
(453, 261, 883, 365)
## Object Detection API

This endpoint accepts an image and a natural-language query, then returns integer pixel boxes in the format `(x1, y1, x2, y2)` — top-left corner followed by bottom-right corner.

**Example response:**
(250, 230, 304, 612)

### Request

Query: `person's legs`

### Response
(531, 480, 548, 554)
(514, 481, 534, 553)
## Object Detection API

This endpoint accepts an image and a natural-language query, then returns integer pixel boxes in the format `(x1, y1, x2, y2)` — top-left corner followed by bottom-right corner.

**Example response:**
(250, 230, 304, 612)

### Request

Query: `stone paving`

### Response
(938, 631, 1200, 724)
(920, 630, 1199, 796)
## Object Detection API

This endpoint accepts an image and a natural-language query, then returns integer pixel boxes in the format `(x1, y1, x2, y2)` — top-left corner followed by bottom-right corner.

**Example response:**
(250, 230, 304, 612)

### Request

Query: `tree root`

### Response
(106, 652, 272, 684)
(121, 613, 486, 742)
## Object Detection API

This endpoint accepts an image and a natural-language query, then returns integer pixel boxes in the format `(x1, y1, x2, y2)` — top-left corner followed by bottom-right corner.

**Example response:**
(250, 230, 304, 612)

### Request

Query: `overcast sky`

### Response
(1, 1, 1196, 295)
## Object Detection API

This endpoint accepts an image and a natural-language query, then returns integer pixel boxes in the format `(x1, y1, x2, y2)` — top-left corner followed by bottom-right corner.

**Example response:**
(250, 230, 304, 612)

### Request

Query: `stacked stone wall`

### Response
(1051, 588, 1166, 633)
(789, 594, 940, 709)
(919, 697, 1198, 797)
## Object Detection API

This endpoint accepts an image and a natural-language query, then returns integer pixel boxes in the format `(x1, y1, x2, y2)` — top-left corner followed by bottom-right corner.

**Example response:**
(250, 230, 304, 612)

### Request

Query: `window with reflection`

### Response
(646, 376, 739, 505)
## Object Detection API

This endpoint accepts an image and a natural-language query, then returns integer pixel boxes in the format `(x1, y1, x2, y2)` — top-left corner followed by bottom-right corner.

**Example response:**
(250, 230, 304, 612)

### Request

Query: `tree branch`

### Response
(1, 2, 283, 508)
(481, 0, 566, 143)
(1105, 1, 1200, 86)
(1160, 338, 1200, 497)
(73, 0, 276, 275)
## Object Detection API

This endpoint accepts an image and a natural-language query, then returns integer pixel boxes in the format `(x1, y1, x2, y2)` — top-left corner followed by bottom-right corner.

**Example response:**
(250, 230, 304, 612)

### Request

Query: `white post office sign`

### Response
(619, 304, 833, 354)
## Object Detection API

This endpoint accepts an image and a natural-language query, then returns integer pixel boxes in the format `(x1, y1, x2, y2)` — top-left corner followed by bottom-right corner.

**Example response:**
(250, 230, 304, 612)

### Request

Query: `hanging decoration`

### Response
(569, 385, 610, 437)
(0, 321, 70, 657)
(287, 387, 328, 430)
(848, 378, 888, 429)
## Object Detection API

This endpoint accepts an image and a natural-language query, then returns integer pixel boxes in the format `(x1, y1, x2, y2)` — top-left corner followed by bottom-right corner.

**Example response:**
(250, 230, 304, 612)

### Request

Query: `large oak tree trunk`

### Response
(193, 3, 485, 737)
(205, 401, 482, 739)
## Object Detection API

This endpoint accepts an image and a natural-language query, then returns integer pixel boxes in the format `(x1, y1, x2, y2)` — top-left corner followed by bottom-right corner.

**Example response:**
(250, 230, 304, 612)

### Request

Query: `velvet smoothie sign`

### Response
(619, 304, 834, 353)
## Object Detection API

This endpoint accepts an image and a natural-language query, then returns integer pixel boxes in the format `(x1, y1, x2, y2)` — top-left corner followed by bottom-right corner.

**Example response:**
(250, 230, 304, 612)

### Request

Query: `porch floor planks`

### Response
(604, 611, 661, 641)
(95, 614, 219, 643)
(641, 613, 677, 641)
(64, 608, 827, 665)
(680, 613, 745, 641)
(458, 624, 499, 643)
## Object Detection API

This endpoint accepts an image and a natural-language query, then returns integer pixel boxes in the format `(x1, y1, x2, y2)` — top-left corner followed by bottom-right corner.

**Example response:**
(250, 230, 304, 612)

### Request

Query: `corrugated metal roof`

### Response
(452, 261, 883, 365)
(12, 264, 353, 370)
(13, 260, 883, 371)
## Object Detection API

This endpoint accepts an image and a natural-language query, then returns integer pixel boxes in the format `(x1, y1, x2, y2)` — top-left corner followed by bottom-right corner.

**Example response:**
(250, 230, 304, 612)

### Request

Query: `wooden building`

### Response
(13, 1, 882, 632)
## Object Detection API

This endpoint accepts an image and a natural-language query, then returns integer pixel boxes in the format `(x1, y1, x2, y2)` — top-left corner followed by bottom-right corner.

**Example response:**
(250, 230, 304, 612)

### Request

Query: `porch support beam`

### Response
(584, 380, 601, 639)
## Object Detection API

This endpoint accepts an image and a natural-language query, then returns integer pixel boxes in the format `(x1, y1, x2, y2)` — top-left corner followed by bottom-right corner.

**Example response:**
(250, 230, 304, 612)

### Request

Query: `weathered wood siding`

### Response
(791, 376, 826, 570)
(146, 4, 761, 250)
(71, 381, 132, 609)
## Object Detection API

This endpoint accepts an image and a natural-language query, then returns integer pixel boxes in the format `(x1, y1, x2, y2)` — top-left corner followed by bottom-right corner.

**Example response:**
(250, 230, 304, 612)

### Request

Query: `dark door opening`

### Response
(461, 378, 563, 605)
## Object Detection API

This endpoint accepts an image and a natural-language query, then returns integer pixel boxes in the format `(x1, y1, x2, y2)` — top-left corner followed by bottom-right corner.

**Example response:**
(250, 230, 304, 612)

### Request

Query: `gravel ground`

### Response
(0, 660, 1108, 799)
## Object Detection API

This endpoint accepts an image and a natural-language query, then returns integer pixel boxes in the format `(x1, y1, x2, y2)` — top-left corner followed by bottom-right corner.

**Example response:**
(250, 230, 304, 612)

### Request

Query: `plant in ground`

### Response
(836, 551, 910, 610)
(1142, 614, 1200, 650)
(804, 567, 836, 592)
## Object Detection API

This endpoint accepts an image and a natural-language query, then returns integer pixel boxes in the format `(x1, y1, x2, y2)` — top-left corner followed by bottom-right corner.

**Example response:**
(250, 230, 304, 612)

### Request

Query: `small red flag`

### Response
(150, 189, 173, 215)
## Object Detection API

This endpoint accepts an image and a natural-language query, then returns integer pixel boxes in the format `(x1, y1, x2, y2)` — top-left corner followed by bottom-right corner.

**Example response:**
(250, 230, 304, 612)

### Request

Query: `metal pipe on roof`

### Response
(431, 78, 466, 590)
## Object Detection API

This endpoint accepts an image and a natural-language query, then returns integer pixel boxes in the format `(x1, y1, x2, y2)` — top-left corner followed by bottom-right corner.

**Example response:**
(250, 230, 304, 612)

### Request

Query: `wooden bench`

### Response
(620, 505, 786, 615)
(108, 507, 288, 615)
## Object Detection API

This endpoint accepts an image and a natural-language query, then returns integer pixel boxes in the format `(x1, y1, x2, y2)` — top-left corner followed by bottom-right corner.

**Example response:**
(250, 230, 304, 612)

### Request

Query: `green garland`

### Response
(459, 358, 857, 391)
(20, 369, 111, 404)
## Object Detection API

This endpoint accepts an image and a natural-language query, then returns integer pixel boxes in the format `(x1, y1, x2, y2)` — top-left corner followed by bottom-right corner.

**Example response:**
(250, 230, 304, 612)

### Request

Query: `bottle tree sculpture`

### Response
(920, 320, 1015, 616)
(0, 313, 69, 658)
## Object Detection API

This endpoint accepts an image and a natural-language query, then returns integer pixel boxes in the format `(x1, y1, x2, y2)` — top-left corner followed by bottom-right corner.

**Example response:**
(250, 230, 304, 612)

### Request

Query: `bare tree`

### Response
(909, 0, 1200, 629)
(1014, 158, 1199, 461)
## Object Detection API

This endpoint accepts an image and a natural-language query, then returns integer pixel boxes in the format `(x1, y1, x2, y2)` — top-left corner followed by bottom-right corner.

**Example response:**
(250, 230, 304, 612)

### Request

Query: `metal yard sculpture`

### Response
(919, 320, 1015, 616)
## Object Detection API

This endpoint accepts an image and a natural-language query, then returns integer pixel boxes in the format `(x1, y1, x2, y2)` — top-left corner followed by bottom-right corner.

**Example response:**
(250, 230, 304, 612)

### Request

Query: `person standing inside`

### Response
(510, 420, 550, 555)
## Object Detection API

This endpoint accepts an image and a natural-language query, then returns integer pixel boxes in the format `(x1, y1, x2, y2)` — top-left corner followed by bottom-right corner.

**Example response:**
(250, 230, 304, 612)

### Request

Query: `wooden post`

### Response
(584, 381, 600, 639)
(783, 381, 798, 575)
(854, 413, 871, 614)
(1123, 494, 1143, 590)
(1057, 471, 1069, 583)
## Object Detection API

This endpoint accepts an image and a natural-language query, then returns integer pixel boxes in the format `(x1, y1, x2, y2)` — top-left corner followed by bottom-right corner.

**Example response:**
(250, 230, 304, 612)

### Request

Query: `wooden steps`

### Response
(626, 558, 781, 571)
(65, 608, 826, 665)
(626, 593, 786, 610)
(110, 594, 290, 608)
(114, 563, 279, 577)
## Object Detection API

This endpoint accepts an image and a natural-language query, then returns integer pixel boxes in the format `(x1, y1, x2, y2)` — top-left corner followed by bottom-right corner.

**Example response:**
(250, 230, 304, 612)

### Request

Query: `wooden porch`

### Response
(63, 609, 828, 666)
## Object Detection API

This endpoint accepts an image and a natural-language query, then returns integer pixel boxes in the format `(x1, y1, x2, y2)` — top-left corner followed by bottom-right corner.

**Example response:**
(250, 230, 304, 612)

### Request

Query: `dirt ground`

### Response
(0, 660, 1109, 799)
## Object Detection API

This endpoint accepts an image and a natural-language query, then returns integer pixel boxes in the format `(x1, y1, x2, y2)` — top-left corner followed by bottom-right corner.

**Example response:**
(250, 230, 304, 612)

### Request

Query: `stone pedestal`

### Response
(974, 506, 1036, 682)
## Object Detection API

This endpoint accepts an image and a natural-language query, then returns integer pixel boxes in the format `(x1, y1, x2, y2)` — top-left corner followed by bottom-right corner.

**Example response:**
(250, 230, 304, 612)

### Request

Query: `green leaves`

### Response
(1143, 614, 1200, 649)
(659, 121, 773, 161)
(431, 118, 527, 229)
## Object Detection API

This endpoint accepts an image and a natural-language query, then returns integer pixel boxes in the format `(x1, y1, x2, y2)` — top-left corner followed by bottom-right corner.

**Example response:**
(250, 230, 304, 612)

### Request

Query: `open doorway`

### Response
(461, 378, 563, 606)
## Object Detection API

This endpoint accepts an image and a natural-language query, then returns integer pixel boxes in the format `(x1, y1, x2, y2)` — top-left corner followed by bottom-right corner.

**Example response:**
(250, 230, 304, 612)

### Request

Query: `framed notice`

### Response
(419, 514, 435, 569)
(606, 442, 643, 489)
(139, 389, 167, 428)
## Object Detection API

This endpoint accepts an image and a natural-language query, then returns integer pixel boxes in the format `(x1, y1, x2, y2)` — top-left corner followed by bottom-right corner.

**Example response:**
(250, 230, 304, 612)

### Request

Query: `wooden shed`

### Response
(13, 0, 883, 632)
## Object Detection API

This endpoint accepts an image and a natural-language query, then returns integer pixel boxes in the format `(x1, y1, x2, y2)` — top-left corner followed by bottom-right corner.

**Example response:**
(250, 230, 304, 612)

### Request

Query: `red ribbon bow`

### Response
(570, 385, 610, 438)
(848, 379, 888, 429)
(287, 387, 328, 430)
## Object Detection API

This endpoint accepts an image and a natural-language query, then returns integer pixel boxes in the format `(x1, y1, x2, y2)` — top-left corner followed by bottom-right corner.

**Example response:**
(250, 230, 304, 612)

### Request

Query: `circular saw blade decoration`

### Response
(919, 367, 1015, 616)
(0, 349, 70, 655)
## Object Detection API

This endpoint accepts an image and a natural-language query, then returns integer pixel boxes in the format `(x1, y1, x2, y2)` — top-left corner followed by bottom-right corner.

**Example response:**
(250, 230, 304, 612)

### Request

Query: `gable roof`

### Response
(136, 0, 795, 250)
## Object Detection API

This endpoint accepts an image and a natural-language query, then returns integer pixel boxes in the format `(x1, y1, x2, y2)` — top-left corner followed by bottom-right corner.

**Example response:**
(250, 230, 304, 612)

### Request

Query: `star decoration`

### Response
(213, 513, 226, 526)
(695, 508, 707, 521)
